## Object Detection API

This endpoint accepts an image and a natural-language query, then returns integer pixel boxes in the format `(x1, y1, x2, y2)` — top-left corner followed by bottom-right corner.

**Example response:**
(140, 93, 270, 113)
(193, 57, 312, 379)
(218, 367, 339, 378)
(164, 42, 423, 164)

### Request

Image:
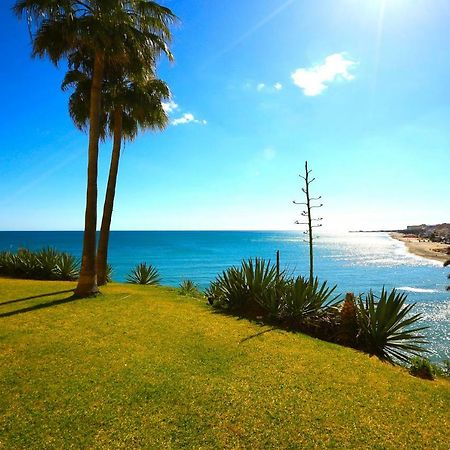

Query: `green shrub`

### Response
(207, 265, 249, 310)
(409, 357, 436, 380)
(206, 258, 338, 321)
(106, 264, 113, 283)
(206, 258, 282, 315)
(0, 247, 79, 281)
(53, 252, 80, 281)
(36, 247, 60, 279)
(127, 263, 161, 285)
(179, 280, 202, 297)
(356, 288, 427, 364)
(281, 276, 339, 323)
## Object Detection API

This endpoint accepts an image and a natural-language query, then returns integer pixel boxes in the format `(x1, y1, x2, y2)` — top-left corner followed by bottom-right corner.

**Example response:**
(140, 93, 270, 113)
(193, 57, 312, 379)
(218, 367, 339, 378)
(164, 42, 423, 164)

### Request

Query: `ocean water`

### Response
(0, 231, 448, 361)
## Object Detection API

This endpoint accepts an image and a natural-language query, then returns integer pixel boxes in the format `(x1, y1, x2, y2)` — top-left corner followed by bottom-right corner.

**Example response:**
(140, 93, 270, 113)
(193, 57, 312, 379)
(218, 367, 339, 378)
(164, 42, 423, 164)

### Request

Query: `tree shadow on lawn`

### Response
(0, 289, 74, 307)
(0, 290, 78, 318)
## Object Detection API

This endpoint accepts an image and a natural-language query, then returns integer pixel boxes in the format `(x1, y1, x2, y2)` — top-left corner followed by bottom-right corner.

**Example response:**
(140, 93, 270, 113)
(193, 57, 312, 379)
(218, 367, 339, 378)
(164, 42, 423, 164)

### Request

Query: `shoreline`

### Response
(389, 232, 449, 263)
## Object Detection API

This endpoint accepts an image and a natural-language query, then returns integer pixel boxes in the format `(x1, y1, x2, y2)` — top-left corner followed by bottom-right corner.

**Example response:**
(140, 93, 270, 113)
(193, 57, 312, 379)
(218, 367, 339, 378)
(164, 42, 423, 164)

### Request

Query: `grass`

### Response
(0, 278, 449, 449)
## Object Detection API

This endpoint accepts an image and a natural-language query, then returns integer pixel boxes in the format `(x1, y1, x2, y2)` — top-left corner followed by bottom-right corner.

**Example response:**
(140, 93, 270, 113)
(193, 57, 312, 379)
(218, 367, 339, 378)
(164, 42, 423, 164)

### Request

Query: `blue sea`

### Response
(0, 231, 448, 361)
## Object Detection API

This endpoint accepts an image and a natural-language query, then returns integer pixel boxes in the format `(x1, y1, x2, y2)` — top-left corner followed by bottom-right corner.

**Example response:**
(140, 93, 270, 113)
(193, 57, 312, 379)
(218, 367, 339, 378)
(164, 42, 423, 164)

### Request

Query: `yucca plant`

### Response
(0, 247, 80, 280)
(54, 253, 80, 281)
(15, 249, 40, 278)
(127, 263, 161, 285)
(282, 276, 339, 323)
(356, 288, 428, 364)
(242, 258, 278, 298)
(0, 251, 19, 276)
(106, 264, 113, 283)
(38, 247, 62, 279)
(179, 280, 202, 297)
(205, 280, 225, 306)
(209, 266, 249, 310)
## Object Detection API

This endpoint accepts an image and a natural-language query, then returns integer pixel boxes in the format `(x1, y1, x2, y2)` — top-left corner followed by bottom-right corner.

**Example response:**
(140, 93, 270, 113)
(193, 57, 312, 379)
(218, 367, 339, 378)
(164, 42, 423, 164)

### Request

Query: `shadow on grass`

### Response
(210, 305, 341, 346)
(239, 327, 277, 344)
(0, 290, 74, 307)
(210, 307, 280, 343)
(0, 292, 78, 318)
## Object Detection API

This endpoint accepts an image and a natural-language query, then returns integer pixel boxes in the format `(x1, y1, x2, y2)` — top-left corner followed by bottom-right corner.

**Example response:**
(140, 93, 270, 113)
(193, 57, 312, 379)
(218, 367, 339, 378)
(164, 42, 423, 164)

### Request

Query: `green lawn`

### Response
(0, 278, 449, 449)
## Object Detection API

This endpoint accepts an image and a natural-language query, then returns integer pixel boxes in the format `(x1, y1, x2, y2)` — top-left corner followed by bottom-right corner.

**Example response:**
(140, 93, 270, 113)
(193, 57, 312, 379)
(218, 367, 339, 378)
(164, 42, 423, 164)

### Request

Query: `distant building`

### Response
(406, 224, 427, 233)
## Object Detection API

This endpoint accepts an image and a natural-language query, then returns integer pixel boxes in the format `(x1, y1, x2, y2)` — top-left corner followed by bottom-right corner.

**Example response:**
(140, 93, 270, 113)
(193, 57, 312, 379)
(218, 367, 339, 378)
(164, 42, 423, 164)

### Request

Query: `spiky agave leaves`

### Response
(0, 247, 79, 281)
(179, 280, 202, 298)
(282, 276, 339, 323)
(356, 288, 428, 364)
(54, 253, 80, 281)
(127, 263, 161, 285)
(209, 266, 248, 310)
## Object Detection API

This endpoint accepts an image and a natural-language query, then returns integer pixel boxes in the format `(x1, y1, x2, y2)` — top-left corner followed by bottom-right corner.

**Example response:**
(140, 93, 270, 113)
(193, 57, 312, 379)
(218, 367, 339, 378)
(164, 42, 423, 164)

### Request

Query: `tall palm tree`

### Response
(15, 1, 176, 297)
(63, 68, 170, 285)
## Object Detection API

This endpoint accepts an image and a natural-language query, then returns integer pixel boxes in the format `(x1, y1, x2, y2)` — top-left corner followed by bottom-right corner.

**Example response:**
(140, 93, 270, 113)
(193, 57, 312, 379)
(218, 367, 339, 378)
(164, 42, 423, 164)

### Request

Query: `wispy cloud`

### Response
(254, 82, 283, 93)
(172, 113, 207, 126)
(291, 53, 357, 96)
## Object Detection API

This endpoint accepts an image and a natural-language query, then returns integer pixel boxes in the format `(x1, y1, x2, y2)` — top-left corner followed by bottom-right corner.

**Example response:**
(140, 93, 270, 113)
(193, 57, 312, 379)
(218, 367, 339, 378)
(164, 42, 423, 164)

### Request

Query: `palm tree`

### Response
(15, 1, 176, 297)
(63, 68, 170, 285)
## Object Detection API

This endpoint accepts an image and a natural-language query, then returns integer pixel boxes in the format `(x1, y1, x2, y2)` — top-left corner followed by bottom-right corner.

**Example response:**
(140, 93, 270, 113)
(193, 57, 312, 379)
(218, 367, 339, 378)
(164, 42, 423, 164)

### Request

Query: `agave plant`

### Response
(36, 247, 60, 279)
(205, 280, 225, 306)
(209, 266, 249, 309)
(242, 258, 278, 297)
(106, 264, 113, 283)
(356, 288, 428, 364)
(0, 251, 19, 276)
(14, 249, 39, 278)
(179, 279, 202, 297)
(127, 263, 161, 285)
(281, 276, 339, 323)
(54, 253, 80, 281)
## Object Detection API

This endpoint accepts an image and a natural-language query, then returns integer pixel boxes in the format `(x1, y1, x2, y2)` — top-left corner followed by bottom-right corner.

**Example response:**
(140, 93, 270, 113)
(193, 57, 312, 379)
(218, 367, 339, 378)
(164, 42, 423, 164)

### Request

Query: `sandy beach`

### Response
(390, 232, 450, 263)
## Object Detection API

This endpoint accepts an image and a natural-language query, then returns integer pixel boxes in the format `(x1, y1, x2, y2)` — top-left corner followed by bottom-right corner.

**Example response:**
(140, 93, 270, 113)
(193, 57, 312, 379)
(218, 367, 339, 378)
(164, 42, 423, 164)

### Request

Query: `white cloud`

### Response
(291, 53, 357, 96)
(257, 83, 266, 91)
(162, 100, 179, 114)
(172, 113, 207, 126)
(274, 82, 283, 91)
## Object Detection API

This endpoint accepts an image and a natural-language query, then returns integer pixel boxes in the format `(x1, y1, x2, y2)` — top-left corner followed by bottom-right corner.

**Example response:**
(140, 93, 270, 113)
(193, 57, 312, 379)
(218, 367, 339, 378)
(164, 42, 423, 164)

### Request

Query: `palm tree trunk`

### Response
(74, 50, 104, 297)
(97, 106, 123, 286)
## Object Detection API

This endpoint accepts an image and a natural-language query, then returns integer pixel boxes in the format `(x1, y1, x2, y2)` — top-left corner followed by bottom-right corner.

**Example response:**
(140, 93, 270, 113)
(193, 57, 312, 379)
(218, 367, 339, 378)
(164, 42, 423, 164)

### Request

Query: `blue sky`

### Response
(1, 0, 449, 231)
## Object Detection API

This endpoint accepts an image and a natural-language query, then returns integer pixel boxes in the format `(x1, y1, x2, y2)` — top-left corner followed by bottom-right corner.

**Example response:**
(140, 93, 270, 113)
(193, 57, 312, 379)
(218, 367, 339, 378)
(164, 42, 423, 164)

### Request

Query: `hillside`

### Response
(1, 279, 449, 449)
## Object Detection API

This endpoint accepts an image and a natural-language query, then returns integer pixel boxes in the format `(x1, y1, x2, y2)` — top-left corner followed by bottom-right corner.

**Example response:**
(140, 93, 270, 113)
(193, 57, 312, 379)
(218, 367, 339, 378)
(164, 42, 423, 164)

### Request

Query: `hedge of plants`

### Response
(0, 248, 80, 281)
(206, 258, 428, 365)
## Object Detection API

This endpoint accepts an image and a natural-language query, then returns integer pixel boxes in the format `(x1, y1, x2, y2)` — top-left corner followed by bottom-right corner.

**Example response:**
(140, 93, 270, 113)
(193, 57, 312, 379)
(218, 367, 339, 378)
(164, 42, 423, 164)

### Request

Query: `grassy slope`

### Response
(0, 279, 449, 449)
